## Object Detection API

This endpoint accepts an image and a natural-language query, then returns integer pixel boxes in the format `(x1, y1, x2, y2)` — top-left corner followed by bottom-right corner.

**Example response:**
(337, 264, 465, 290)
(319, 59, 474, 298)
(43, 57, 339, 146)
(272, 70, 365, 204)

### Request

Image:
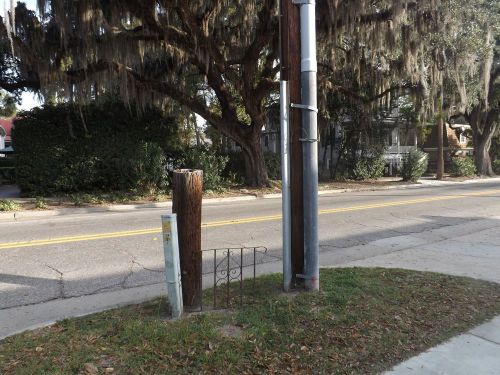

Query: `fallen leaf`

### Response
(84, 363, 98, 374)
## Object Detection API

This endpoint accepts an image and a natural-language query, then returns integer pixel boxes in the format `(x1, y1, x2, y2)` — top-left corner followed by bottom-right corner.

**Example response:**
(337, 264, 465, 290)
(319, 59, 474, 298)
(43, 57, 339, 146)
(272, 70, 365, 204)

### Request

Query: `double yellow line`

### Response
(0, 188, 499, 251)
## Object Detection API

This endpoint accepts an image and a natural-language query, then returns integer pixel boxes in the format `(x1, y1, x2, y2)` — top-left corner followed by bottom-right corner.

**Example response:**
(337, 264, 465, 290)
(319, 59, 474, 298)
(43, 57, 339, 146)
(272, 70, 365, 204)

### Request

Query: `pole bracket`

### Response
(290, 103, 318, 113)
(292, 0, 315, 4)
(299, 138, 318, 143)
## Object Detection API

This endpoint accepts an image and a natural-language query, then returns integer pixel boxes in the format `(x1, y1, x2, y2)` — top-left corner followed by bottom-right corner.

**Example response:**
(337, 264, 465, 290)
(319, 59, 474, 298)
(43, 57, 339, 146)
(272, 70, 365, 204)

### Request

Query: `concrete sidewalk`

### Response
(386, 316, 500, 375)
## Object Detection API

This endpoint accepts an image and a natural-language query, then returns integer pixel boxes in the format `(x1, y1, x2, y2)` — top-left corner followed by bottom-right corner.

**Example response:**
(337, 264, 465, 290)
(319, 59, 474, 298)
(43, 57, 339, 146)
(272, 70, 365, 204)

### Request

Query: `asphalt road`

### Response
(1, 181, 500, 310)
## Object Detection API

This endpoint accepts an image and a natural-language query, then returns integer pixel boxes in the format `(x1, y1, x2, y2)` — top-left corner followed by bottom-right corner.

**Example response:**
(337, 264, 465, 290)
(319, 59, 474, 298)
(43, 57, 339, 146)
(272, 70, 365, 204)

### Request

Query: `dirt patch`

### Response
(217, 324, 244, 339)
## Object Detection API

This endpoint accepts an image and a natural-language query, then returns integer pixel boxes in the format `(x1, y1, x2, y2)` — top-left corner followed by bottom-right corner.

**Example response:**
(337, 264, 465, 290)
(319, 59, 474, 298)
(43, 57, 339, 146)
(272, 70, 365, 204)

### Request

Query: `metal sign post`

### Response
(161, 214, 183, 319)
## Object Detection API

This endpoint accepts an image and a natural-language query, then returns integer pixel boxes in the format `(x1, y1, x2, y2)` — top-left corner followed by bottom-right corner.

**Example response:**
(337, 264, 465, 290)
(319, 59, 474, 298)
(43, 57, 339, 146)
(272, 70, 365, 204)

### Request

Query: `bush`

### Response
(493, 160, 500, 175)
(222, 151, 246, 184)
(401, 149, 428, 182)
(450, 157, 477, 177)
(13, 101, 179, 196)
(351, 150, 385, 180)
(133, 142, 169, 194)
(0, 156, 15, 183)
(35, 197, 48, 210)
(264, 152, 281, 180)
(177, 146, 229, 191)
(0, 199, 19, 211)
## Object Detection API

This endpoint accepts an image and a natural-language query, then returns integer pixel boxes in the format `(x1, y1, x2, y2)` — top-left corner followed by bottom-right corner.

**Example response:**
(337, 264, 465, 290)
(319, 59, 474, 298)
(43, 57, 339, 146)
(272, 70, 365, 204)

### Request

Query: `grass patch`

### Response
(1, 268, 500, 374)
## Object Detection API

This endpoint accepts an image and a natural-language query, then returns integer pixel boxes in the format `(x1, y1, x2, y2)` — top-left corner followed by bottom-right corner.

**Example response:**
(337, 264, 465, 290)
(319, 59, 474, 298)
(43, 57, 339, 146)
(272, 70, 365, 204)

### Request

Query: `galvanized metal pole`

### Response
(297, 0, 319, 291)
(436, 88, 445, 180)
(161, 214, 183, 319)
(280, 80, 292, 292)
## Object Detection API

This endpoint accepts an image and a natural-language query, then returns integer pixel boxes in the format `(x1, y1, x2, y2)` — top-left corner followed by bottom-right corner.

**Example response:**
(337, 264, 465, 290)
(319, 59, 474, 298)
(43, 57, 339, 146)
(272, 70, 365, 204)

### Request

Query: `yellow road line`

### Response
(1, 188, 499, 251)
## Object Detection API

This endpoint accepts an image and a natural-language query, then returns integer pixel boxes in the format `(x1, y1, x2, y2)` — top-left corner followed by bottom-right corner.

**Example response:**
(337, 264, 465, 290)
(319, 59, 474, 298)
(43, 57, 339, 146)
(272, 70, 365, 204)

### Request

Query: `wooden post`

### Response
(281, 0, 304, 287)
(172, 169, 203, 309)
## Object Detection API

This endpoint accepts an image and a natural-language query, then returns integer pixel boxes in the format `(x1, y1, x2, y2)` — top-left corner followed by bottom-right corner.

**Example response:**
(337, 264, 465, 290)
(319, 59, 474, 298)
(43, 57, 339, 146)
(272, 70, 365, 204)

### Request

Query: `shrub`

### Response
(401, 149, 428, 182)
(222, 151, 246, 184)
(264, 152, 281, 180)
(0, 156, 15, 183)
(450, 157, 477, 177)
(351, 150, 385, 180)
(493, 160, 500, 175)
(13, 101, 178, 196)
(0, 199, 19, 211)
(133, 142, 169, 194)
(35, 197, 48, 210)
(177, 146, 229, 191)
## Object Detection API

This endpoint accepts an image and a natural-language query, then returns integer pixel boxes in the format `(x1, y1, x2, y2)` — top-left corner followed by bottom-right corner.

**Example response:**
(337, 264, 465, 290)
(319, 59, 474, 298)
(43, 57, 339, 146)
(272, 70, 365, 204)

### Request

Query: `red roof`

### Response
(0, 118, 14, 142)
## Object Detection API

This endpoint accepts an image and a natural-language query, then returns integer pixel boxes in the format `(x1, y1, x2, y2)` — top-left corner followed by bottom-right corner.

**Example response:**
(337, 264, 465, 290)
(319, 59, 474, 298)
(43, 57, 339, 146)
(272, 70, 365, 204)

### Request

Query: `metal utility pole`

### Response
(280, 0, 304, 290)
(280, 0, 319, 291)
(296, 0, 319, 291)
(437, 89, 445, 180)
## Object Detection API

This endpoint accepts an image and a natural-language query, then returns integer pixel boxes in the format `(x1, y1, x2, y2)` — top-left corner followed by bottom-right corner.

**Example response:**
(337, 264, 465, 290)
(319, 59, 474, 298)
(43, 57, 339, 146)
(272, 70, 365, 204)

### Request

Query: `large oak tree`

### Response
(1, 0, 441, 186)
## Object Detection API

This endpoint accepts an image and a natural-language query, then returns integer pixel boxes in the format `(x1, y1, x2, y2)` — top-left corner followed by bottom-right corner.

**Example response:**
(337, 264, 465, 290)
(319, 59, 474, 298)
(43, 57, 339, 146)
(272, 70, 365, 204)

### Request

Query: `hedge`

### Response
(13, 101, 180, 196)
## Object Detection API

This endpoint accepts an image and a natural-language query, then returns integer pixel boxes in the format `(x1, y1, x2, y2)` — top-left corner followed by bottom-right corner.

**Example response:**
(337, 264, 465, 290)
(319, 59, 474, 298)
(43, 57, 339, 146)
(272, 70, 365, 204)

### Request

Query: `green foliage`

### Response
(222, 151, 246, 184)
(35, 197, 48, 210)
(0, 156, 15, 183)
(450, 157, 477, 177)
(0, 91, 16, 118)
(352, 150, 385, 180)
(401, 149, 429, 182)
(13, 101, 180, 196)
(133, 142, 169, 194)
(264, 152, 281, 180)
(493, 160, 500, 175)
(0, 199, 19, 211)
(221, 151, 281, 183)
(177, 146, 229, 191)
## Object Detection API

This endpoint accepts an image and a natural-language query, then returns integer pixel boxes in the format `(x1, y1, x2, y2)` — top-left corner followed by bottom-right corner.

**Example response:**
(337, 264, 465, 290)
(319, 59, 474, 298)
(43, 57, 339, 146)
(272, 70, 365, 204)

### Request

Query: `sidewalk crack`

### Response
(45, 265, 66, 298)
(468, 332, 500, 346)
(131, 259, 163, 274)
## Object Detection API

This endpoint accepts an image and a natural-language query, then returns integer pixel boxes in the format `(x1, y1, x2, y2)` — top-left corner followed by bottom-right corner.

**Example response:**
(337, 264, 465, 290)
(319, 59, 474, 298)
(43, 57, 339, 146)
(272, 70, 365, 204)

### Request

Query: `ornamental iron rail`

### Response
(199, 246, 274, 310)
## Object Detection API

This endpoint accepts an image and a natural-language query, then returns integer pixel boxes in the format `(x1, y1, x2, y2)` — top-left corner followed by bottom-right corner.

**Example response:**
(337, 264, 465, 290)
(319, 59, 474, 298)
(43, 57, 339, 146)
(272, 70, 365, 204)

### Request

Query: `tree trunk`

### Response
(474, 135, 494, 176)
(469, 105, 497, 177)
(240, 131, 269, 187)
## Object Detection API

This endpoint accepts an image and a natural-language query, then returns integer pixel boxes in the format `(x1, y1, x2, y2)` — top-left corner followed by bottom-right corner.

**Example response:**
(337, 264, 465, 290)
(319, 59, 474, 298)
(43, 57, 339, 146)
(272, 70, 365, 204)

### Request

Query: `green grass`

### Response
(1, 268, 500, 374)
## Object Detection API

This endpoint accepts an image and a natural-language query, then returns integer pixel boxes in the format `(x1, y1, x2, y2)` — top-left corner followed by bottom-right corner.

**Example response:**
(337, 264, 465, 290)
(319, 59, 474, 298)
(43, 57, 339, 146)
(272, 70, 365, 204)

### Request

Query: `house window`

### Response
(460, 133, 467, 144)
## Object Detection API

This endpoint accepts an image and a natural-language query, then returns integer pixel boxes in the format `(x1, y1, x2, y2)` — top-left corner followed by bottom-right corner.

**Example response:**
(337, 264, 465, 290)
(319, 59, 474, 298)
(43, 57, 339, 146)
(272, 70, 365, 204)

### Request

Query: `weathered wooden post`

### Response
(172, 169, 203, 310)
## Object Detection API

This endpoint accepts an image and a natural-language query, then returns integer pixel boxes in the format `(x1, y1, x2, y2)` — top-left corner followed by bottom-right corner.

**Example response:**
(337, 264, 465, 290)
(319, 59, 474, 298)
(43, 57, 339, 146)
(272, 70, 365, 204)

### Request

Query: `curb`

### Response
(1, 177, 500, 222)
